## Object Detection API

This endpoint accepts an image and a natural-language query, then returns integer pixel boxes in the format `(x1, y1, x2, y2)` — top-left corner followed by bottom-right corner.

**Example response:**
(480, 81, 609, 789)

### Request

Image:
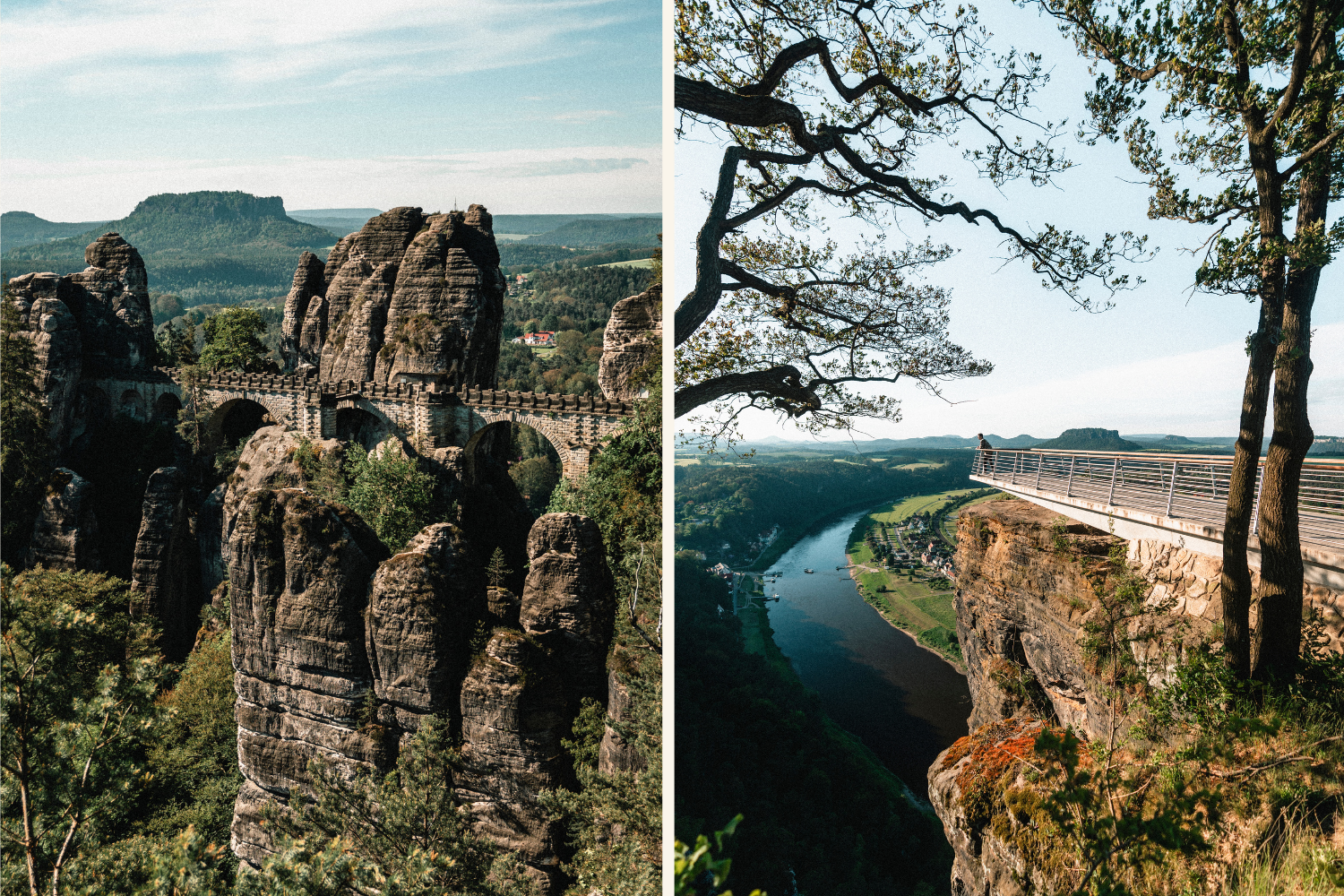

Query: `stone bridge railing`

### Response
(90, 368, 635, 480)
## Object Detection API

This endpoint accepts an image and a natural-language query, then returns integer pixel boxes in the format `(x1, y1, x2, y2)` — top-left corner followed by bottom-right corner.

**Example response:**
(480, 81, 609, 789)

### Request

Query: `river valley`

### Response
(760, 510, 972, 801)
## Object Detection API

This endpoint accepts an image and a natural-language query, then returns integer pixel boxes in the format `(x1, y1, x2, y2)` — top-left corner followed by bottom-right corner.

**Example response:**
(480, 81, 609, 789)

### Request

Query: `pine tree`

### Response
(486, 547, 513, 589)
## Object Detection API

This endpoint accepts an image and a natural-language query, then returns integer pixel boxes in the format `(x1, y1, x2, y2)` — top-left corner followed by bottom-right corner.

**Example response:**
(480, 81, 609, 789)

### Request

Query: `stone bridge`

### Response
(90, 369, 636, 480)
(971, 448, 1344, 591)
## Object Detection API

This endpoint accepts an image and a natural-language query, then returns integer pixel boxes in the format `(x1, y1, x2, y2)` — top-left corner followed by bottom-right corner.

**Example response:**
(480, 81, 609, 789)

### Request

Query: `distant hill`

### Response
(724, 433, 1045, 453)
(1033, 428, 1144, 451)
(287, 208, 383, 238)
(1, 211, 111, 253)
(523, 216, 661, 248)
(2, 191, 340, 307)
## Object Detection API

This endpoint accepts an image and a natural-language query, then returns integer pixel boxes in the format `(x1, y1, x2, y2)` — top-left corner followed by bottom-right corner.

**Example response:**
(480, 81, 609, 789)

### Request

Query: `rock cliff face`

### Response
(228, 486, 391, 868)
(279, 206, 505, 389)
(7, 233, 155, 446)
(598, 283, 662, 401)
(130, 467, 202, 661)
(27, 468, 100, 571)
(222, 427, 615, 893)
(929, 499, 1344, 895)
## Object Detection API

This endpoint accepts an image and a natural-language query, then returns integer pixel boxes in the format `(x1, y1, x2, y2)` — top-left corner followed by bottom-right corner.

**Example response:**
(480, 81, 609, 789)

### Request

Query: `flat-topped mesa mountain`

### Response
(223, 427, 616, 894)
(280, 205, 506, 390)
(928, 500, 1344, 895)
(1031, 427, 1144, 451)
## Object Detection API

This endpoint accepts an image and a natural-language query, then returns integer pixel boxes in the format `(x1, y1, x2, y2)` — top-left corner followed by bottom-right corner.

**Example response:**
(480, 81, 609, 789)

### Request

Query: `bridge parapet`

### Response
(971, 448, 1344, 589)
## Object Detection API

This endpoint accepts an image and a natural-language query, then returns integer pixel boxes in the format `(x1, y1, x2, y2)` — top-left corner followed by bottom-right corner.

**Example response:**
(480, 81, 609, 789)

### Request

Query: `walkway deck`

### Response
(969, 449, 1344, 590)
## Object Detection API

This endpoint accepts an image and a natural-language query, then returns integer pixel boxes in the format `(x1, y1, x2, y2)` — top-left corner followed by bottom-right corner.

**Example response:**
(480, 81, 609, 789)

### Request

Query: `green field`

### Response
(842, 487, 999, 669)
(597, 257, 654, 269)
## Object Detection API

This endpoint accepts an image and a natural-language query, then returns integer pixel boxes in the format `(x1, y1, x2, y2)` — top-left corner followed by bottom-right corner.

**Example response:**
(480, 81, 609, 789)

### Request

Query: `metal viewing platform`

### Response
(970, 449, 1344, 591)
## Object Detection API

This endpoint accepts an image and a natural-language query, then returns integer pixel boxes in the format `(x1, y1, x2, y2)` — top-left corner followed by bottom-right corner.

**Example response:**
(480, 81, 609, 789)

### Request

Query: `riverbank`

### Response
(841, 489, 1002, 672)
(741, 490, 922, 573)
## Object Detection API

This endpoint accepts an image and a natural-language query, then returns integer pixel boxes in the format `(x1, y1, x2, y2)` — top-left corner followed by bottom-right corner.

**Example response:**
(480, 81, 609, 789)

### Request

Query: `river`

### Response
(761, 509, 972, 801)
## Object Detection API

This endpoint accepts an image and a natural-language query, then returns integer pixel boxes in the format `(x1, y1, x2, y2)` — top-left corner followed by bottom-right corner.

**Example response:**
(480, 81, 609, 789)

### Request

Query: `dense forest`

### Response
(675, 559, 953, 896)
(674, 453, 973, 565)
(1, 274, 663, 894)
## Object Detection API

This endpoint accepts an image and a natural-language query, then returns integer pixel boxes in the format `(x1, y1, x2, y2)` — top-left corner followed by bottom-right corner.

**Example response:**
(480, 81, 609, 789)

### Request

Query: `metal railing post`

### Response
(1035, 454, 1043, 490)
(1066, 455, 1076, 497)
(1107, 457, 1119, 506)
(1011, 451, 1020, 485)
(1166, 461, 1179, 518)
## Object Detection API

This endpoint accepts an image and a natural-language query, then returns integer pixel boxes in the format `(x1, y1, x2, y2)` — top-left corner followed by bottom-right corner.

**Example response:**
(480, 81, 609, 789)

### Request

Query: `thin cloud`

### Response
(500, 157, 649, 178)
(3, 0, 638, 96)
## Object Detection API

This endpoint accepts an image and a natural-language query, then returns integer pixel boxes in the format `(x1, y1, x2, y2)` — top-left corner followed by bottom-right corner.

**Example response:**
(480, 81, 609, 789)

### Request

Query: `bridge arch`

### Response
(154, 392, 182, 422)
(120, 389, 146, 420)
(336, 403, 394, 449)
(208, 397, 273, 450)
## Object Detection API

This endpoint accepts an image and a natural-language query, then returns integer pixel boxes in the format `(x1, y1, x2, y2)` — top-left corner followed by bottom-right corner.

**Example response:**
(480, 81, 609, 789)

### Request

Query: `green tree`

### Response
(485, 548, 513, 589)
(198, 308, 270, 373)
(344, 446, 439, 553)
(1030, 0, 1342, 681)
(0, 289, 54, 565)
(509, 457, 559, 514)
(674, 0, 1144, 445)
(0, 566, 164, 896)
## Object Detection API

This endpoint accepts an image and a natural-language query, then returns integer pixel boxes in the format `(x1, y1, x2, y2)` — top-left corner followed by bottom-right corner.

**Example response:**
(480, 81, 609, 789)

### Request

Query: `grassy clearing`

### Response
(842, 487, 995, 670)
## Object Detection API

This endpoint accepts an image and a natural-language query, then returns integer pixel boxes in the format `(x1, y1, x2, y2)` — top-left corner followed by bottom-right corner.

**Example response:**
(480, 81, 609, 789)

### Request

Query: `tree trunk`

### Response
(1220, 123, 1287, 679)
(1252, 30, 1335, 682)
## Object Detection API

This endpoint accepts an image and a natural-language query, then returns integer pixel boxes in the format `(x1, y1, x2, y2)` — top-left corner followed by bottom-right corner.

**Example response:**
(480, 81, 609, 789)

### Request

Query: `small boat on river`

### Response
(804, 568, 814, 574)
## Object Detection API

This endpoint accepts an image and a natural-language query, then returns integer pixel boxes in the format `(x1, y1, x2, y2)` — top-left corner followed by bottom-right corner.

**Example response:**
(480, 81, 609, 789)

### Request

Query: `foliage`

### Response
(674, 0, 1144, 446)
(674, 558, 954, 895)
(258, 715, 536, 896)
(674, 816, 763, 896)
(198, 308, 272, 373)
(509, 457, 560, 515)
(1032, 727, 1217, 896)
(542, 676, 662, 896)
(140, 631, 242, 858)
(343, 445, 439, 553)
(0, 288, 55, 565)
(485, 548, 512, 589)
(0, 566, 165, 896)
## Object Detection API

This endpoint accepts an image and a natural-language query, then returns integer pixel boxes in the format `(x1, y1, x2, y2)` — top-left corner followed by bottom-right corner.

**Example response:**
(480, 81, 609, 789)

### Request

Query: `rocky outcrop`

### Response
(279, 251, 325, 371)
(598, 669, 644, 774)
(7, 233, 155, 447)
(457, 629, 569, 893)
(928, 718, 1057, 896)
(951, 499, 1344, 741)
(3, 278, 83, 445)
(27, 468, 100, 571)
(228, 486, 390, 867)
(521, 513, 616, 710)
(598, 283, 661, 401)
(130, 467, 202, 660)
(222, 432, 616, 890)
(198, 483, 227, 599)
(277, 206, 505, 389)
(931, 499, 1344, 896)
(366, 523, 480, 735)
(63, 233, 156, 370)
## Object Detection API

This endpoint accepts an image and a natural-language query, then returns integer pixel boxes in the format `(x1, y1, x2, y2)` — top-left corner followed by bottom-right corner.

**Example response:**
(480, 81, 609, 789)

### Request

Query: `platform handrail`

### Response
(971, 448, 1344, 553)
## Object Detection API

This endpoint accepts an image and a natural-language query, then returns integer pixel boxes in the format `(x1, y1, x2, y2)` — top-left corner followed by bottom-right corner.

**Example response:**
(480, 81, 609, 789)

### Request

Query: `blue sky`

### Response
(674, 4, 1343, 440)
(2, 0, 661, 219)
